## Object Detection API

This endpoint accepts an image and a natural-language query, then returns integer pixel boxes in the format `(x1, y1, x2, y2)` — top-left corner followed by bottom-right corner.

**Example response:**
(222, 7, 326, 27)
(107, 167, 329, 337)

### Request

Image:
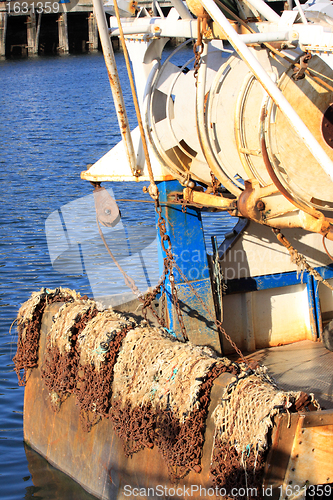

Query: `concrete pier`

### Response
(88, 12, 98, 52)
(1, 0, 98, 56)
(27, 11, 40, 56)
(0, 11, 7, 57)
(0, 0, 174, 57)
(57, 12, 69, 54)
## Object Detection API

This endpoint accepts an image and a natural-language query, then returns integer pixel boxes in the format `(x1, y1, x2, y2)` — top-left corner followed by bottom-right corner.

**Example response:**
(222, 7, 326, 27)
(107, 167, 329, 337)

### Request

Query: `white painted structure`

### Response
(81, 0, 333, 351)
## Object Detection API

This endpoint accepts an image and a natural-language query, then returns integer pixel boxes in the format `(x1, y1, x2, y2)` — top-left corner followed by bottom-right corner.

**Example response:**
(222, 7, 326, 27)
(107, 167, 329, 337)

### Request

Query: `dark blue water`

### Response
(0, 49, 234, 499)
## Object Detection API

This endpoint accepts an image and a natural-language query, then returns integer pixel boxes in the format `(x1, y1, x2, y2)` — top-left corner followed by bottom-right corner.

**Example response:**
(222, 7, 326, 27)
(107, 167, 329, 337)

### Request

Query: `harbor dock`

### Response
(0, 0, 173, 57)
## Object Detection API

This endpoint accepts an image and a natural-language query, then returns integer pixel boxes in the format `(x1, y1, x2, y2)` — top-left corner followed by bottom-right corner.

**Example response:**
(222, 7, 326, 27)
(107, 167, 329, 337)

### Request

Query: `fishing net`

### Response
(210, 370, 314, 499)
(75, 310, 137, 430)
(14, 287, 319, 487)
(110, 326, 240, 480)
(41, 299, 99, 409)
(13, 287, 79, 385)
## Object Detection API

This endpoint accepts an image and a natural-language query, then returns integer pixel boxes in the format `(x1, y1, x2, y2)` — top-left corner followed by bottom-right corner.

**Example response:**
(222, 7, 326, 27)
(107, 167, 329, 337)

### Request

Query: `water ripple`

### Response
(1, 49, 235, 499)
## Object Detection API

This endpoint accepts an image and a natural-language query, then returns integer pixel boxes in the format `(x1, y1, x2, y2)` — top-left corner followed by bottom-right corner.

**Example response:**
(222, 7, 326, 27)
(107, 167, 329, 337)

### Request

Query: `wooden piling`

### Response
(88, 11, 98, 52)
(58, 12, 69, 54)
(27, 11, 40, 56)
(0, 11, 7, 57)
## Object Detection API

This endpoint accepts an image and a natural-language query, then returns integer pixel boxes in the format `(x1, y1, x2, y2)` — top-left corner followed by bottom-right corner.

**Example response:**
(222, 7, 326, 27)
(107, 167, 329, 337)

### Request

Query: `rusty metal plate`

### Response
(302, 409, 333, 427)
(281, 413, 333, 495)
(263, 413, 300, 499)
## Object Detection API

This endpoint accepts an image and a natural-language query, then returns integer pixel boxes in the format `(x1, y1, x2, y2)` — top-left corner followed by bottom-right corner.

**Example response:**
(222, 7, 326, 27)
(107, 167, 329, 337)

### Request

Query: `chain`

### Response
(292, 52, 312, 81)
(138, 242, 173, 326)
(181, 197, 188, 213)
(273, 229, 333, 292)
(216, 320, 248, 364)
(160, 280, 167, 326)
(193, 15, 208, 82)
(139, 281, 165, 326)
(172, 260, 248, 365)
(155, 203, 189, 341)
(210, 171, 221, 196)
(135, 200, 189, 342)
(193, 43, 203, 82)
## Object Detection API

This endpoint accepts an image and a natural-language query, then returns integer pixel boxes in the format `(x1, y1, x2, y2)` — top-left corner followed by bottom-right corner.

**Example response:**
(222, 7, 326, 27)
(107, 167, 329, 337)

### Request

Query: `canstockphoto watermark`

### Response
(123, 484, 332, 498)
(122, 484, 273, 498)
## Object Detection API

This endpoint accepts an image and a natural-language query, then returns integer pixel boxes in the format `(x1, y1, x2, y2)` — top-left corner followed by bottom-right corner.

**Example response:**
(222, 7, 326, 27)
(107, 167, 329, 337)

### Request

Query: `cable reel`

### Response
(146, 40, 227, 186)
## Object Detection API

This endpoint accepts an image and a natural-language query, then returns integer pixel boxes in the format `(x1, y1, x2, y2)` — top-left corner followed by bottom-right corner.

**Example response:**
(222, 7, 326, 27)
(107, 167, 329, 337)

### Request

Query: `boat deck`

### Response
(246, 340, 333, 409)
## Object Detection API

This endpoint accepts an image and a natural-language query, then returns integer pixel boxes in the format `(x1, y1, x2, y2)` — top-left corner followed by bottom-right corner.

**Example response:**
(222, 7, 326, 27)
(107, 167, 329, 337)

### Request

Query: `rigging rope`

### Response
(273, 228, 333, 292)
(96, 215, 140, 296)
(113, 0, 158, 199)
(214, 0, 333, 92)
(323, 234, 333, 263)
(98, 5, 189, 340)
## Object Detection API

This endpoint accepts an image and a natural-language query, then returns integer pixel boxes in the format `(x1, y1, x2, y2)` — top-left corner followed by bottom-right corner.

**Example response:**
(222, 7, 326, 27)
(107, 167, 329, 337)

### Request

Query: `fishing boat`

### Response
(13, 0, 333, 497)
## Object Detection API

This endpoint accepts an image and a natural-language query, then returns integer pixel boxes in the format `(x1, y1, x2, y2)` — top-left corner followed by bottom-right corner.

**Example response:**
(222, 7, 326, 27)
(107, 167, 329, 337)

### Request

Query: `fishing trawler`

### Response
(13, 0, 333, 497)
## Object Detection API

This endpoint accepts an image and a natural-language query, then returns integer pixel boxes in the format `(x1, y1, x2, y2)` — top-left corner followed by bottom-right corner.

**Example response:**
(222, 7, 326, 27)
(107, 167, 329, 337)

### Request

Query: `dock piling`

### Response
(57, 12, 69, 54)
(88, 12, 98, 51)
(27, 11, 39, 56)
(0, 11, 7, 57)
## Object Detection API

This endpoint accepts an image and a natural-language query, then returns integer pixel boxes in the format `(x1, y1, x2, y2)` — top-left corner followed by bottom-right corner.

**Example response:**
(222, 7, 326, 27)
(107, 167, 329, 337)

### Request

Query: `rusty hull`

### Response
(23, 303, 235, 500)
(24, 304, 333, 499)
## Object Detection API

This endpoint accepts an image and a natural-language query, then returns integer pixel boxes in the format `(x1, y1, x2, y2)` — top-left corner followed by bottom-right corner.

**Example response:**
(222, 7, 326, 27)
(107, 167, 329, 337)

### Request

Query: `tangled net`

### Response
(109, 327, 241, 481)
(41, 299, 99, 409)
(13, 287, 79, 385)
(14, 288, 318, 486)
(75, 310, 137, 430)
(210, 370, 315, 499)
